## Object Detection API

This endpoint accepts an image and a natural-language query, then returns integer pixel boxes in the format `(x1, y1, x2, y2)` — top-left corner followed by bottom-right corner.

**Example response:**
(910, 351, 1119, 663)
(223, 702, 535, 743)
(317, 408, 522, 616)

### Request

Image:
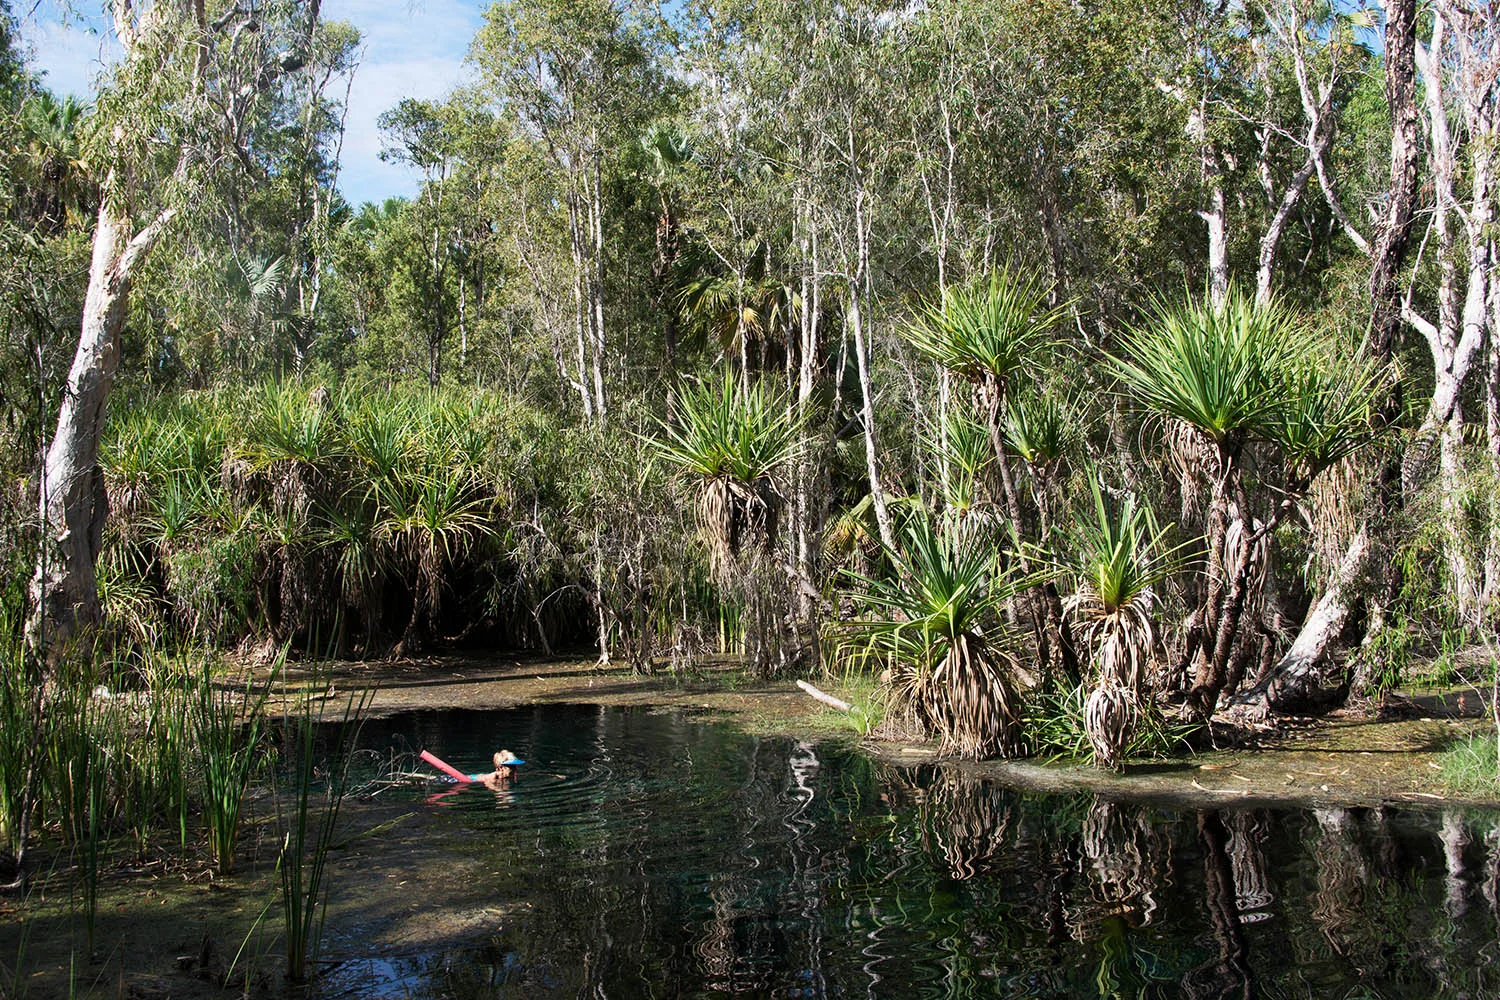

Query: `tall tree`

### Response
(31, 0, 326, 663)
(471, 0, 666, 422)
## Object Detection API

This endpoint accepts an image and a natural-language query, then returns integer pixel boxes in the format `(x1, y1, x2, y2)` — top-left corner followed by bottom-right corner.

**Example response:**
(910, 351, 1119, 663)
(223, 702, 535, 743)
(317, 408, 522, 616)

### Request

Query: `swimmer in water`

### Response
(472, 749, 525, 789)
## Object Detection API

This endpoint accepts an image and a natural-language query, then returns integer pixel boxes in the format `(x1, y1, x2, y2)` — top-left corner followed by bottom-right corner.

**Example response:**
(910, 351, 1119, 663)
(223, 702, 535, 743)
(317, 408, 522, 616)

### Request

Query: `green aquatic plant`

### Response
(194, 654, 276, 874)
(277, 681, 374, 983)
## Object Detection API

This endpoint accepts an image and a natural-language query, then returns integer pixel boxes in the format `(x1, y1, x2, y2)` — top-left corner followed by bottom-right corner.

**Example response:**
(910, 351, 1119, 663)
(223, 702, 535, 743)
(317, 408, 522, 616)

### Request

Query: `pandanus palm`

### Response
(905, 270, 1073, 679)
(1063, 480, 1194, 768)
(375, 471, 493, 655)
(653, 372, 804, 584)
(1107, 289, 1387, 717)
(838, 511, 1032, 760)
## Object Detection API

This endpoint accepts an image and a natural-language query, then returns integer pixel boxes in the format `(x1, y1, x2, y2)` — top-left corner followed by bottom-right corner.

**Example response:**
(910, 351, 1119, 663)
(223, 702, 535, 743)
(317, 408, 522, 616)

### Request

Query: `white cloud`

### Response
(323, 0, 483, 204)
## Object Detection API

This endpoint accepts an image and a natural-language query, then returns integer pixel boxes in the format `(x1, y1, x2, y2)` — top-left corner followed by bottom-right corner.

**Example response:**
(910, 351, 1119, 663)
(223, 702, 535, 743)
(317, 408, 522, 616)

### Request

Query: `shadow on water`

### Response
(315, 705, 1500, 999)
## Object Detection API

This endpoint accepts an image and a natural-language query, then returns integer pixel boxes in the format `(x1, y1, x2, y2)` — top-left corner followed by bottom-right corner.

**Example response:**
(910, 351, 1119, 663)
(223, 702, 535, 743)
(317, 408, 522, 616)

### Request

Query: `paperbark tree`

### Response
(1406, 2, 1497, 624)
(31, 0, 325, 665)
(471, 0, 664, 424)
(1253, 0, 1420, 713)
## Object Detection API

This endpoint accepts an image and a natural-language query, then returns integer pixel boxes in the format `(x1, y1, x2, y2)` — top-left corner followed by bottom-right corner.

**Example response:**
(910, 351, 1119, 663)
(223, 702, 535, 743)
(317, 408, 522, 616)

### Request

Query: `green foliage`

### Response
(1003, 390, 1076, 470)
(1108, 288, 1297, 445)
(1026, 682, 1195, 764)
(1109, 288, 1387, 481)
(905, 269, 1066, 393)
(1060, 478, 1193, 619)
(836, 508, 1034, 758)
(194, 655, 276, 875)
(1439, 732, 1500, 797)
(1263, 349, 1389, 484)
(653, 371, 804, 484)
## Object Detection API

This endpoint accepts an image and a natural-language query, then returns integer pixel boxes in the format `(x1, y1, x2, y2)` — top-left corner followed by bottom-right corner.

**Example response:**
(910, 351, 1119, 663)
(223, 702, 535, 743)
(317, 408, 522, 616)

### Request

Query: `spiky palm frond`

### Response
(1059, 479, 1196, 769)
(238, 254, 287, 303)
(1263, 351, 1388, 485)
(905, 269, 1066, 393)
(1062, 479, 1193, 623)
(432, 393, 495, 472)
(941, 408, 993, 478)
(343, 394, 415, 482)
(143, 474, 211, 553)
(1107, 288, 1298, 446)
(838, 510, 1034, 759)
(376, 473, 494, 622)
(654, 372, 803, 483)
(1003, 390, 1077, 470)
(244, 383, 340, 471)
(654, 372, 804, 580)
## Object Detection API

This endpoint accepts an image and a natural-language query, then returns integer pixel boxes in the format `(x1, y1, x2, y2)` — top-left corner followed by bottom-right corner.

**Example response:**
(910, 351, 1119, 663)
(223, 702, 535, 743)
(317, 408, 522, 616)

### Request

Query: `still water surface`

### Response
(319, 704, 1500, 998)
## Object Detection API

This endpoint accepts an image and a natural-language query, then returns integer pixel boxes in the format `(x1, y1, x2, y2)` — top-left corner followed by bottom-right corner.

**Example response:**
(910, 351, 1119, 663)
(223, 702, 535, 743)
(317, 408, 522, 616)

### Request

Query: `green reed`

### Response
(277, 678, 373, 982)
(193, 652, 277, 875)
(134, 654, 193, 849)
(0, 637, 37, 866)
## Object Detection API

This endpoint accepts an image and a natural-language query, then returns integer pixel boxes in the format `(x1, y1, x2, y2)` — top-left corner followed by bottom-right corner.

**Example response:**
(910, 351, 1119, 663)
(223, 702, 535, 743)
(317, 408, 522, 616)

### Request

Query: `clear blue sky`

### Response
(20, 0, 486, 207)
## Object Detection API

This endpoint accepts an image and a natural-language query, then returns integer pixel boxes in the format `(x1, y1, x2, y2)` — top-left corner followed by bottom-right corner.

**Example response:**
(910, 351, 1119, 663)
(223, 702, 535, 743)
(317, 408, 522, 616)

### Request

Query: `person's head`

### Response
(493, 750, 524, 773)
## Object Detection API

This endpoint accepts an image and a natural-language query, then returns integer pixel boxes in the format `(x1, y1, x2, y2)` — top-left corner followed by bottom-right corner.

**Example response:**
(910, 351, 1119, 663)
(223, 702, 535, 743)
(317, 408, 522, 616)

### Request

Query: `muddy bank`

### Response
(273, 654, 1499, 811)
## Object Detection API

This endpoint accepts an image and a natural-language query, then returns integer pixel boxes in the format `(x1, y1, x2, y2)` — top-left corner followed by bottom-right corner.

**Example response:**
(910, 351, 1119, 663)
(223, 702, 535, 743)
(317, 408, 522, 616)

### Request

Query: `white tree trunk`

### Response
(589, 157, 608, 422)
(1201, 179, 1228, 309)
(31, 199, 173, 661)
(1255, 156, 1315, 305)
(847, 285, 894, 554)
(1237, 526, 1367, 713)
(567, 190, 594, 421)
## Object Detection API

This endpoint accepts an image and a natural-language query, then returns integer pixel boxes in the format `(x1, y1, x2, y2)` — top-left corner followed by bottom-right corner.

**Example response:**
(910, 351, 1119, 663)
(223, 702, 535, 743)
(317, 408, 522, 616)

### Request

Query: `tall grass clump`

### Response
(0, 637, 38, 875)
(194, 654, 277, 874)
(277, 681, 373, 983)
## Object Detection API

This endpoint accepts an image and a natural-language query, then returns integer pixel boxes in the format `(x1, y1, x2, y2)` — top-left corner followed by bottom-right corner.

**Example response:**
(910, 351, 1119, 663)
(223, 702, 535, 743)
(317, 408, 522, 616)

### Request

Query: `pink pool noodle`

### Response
(420, 749, 472, 783)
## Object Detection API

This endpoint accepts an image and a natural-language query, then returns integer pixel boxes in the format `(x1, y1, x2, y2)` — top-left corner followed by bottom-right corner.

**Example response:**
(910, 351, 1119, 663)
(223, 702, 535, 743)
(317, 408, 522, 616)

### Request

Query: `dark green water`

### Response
(319, 705, 1500, 999)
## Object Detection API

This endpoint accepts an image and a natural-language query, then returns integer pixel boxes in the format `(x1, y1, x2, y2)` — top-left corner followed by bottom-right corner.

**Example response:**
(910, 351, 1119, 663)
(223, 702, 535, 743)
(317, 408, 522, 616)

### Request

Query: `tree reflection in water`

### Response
(320, 707, 1500, 999)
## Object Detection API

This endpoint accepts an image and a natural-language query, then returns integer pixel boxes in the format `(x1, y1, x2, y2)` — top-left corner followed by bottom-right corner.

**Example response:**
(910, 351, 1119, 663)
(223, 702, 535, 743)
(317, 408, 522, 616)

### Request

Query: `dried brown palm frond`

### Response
(1161, 417, 1218, 519)
(1067, 584, 1159, 694)
(699, 474, 781, 586)
(921, 633, 1028, 759)
(1304, 453, 1368, 582)
(1084, 678, 1136, 771)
